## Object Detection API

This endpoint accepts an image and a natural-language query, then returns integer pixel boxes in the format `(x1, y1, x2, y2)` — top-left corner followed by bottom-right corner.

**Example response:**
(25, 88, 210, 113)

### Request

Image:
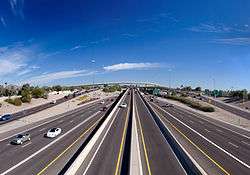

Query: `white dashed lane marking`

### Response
(228, 142, 239, 148)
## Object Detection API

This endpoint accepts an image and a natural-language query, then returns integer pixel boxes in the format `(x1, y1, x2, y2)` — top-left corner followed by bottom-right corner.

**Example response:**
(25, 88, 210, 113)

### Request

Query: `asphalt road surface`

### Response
(0, 97, 114, 175)
(148, 96, 250, 175)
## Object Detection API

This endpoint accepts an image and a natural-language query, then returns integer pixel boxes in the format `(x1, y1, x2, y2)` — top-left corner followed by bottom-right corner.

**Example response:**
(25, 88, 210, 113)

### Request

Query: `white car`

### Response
(119, 103, 127, 108)
(46, 128, 62, 138)
(50, 100, 57, 104)
(100, 100, 105, 104)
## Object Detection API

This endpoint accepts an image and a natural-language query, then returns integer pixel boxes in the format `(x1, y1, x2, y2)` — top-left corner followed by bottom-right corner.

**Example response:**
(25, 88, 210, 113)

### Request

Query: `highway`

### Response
(147, 95, 250, 175)
(134, 91, 186, 175)
(0, 97, 115, 175)
(0, 89, 249, 175)
(74, 90, 131, 175)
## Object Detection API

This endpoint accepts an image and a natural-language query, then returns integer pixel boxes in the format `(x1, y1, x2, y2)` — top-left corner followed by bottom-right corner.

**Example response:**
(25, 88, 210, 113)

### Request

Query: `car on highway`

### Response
(0, 114, 12, 121)
(11, 134, 31, 145)
(119, 103, 127, 108)
(102, 106, 108, 111)
(50, 100, 57, 104)
(45, 128, 62, 138)
(163, 104, 174, 108)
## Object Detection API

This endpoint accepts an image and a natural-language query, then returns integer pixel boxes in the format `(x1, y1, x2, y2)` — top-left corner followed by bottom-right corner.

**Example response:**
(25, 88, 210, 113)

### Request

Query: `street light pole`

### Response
(91, 59, 95, 87)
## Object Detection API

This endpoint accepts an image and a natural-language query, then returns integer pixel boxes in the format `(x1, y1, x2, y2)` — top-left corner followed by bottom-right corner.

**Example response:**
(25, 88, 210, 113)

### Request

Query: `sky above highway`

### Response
(0, 0, 249, 89)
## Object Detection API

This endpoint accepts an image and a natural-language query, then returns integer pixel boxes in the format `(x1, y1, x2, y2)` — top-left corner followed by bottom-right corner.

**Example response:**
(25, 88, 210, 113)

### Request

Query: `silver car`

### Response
(11, 134, 31, 145)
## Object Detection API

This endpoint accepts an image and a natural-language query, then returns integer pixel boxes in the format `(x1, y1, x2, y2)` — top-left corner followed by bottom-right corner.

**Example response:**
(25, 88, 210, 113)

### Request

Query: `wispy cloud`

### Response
(38, 51, 61, 59)
(17, 65, 40, 76)
(0, 17, 7, 27)
(90, 37, 110, 45)
(212, 37, 250, 45)
(70, 45, 87, 51)
(121, 33, 137, 39)
(103, 62, 162, 72)
(9, 0, 24, 19)
(25, 70, 96, 84)
(0, 42, 38, 78)
(188, 23, 250, 33)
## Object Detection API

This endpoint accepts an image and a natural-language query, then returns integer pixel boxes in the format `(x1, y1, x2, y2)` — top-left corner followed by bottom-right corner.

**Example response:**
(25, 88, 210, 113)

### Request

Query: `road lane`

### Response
(134, 92, 186, 175)
(0, 98, 115, 175)
(149, 98, 250, 175)
(77, 92, 131, 175)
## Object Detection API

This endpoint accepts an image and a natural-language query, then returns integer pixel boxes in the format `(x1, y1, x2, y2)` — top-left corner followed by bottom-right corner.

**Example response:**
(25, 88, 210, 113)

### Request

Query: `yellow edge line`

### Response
(152, 104, 231, 175)
(114, 99, 130, 175)
(135, 99, 152, 175)
(37, 117, 102, 175)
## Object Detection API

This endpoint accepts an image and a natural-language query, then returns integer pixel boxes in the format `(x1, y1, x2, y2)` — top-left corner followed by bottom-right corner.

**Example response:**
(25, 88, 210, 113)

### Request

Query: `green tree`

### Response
(21, 90, 32, 103)
(194, 87, 202, 91)
(52, 85, 62, 92)
(32, 87, 46, 98)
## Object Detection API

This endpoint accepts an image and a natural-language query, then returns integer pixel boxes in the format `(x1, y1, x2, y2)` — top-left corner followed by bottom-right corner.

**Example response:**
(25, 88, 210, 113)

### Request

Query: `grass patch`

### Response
(5, 98, 22, 106)
(78, 95, 89, 101)
(165, 95, 215, 112)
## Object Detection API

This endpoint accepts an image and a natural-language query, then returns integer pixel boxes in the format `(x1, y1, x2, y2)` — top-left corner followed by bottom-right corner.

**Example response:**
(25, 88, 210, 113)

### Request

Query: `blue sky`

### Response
(0, 0, 250, 90)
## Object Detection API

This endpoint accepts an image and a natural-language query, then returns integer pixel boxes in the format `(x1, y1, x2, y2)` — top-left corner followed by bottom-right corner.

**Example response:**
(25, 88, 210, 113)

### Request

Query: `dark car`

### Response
(0, 114, 12, 121)
(102, 106, 108, 111)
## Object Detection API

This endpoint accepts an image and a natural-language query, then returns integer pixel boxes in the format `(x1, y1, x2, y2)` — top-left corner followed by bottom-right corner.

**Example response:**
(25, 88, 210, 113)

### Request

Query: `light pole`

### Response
(91, 59, 95, 87)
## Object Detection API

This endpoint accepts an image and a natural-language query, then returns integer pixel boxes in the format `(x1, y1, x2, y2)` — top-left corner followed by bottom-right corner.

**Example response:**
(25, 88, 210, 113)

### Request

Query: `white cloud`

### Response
(70, 45, 86, 51)
(188, 23, 250, 33)
(17, 65, 40, 76)
(25, 70, 96, 84)
(17, 69, 32, 76)
(103, 62, 162, 72)
(0, 17, 7, 27)
(0, 50, 28, 76)
(9, 0, 24, 19)
(0, 43, 38, 78)
(213, 37, 250, 45)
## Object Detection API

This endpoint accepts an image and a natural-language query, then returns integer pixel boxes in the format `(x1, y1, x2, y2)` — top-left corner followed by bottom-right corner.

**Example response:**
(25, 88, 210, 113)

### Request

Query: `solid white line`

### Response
(21, 142, 32, 148)
(153, 104, 250, 169)
(39, 128, 46, 132)
(228, 142, 239, 148)
(0, 111, 100, 175)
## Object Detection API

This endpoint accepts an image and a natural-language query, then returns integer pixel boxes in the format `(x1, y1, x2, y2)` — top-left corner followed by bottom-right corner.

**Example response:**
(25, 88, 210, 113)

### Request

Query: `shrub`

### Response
(165, 95, 215, 112)
(21, 90, 32, 103)
(32, 87, 46, 98)
(5, 98, 22, 106)
(13, 98, 22, 106)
